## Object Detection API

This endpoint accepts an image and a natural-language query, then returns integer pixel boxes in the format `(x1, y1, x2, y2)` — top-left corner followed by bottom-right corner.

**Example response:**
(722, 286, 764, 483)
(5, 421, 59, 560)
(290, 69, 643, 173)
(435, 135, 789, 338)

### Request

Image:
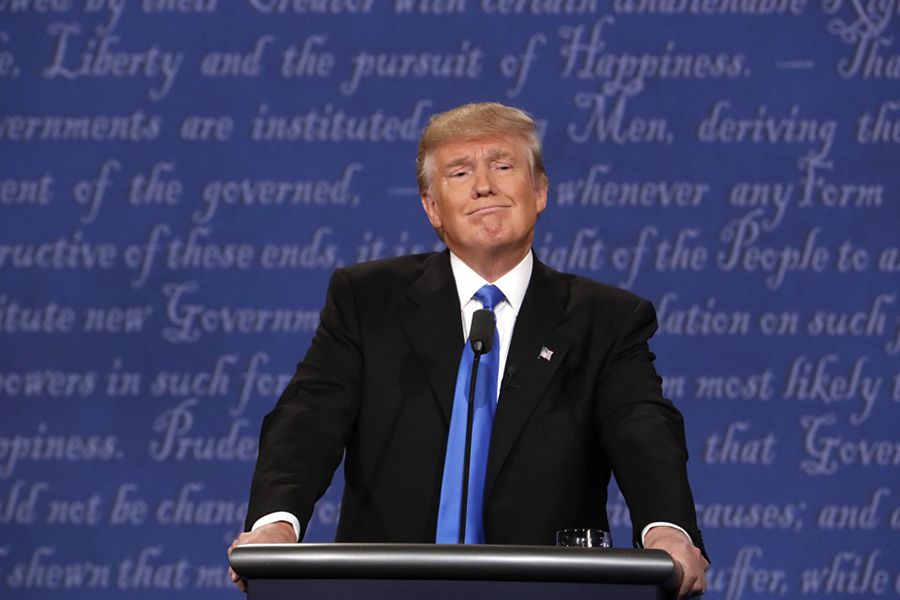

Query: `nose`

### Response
(471, 164, 494, 198)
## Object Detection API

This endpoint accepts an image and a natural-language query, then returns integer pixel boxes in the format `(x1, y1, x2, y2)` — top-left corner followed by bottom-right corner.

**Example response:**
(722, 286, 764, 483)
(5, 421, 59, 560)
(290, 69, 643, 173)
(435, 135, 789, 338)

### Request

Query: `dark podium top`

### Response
(230, 544, 681, 600)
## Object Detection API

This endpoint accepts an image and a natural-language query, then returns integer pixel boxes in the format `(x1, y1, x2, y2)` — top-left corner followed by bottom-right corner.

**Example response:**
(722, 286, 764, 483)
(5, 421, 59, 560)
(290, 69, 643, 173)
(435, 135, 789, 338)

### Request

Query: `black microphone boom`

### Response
(459, 308, 496, 543)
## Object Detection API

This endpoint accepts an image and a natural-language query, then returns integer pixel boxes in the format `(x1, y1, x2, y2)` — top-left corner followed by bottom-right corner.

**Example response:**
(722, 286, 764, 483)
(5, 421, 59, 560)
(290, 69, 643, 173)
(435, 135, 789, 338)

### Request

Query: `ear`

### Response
(421, 192, 442, 230)
(534, 175, 548, 215)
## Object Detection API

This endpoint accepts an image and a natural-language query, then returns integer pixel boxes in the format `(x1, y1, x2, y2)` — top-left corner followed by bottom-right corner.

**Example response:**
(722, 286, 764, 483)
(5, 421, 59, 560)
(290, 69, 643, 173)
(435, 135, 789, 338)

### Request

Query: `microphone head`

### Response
(469, 309, 495, 355)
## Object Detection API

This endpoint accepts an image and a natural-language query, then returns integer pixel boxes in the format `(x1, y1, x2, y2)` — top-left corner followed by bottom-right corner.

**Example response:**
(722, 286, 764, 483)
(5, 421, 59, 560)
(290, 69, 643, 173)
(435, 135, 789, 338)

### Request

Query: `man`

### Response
(229, 103, 708, 597)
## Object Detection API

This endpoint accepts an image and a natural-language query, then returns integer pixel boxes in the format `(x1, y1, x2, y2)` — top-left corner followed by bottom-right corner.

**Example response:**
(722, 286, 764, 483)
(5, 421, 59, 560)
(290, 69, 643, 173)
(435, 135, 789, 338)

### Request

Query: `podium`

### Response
(230, 543, 681, 599)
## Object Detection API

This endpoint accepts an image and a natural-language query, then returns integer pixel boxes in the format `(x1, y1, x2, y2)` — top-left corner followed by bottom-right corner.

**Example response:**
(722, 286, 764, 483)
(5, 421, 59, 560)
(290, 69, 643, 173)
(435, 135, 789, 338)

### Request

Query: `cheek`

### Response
(423, 195, 445, 226)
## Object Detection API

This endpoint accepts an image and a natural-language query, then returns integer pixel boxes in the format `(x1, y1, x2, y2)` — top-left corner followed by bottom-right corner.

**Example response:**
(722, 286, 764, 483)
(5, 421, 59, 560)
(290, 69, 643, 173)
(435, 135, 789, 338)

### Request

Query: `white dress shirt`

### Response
(449, 249, 531, 398)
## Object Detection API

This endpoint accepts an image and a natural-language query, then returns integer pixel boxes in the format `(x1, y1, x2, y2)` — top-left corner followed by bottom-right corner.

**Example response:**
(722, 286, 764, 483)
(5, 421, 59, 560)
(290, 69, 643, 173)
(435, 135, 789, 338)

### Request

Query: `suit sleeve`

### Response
(592, 300, 707, 558)
(244, 268, 362, 537)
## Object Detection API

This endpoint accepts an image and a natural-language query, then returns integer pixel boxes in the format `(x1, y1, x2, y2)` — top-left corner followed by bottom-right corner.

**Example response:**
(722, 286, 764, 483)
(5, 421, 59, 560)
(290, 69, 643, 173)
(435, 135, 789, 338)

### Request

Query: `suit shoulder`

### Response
(335, 252, 441, 287)
(543, 265, 649, 314)
(330, 253, 448, 311)
(542, 268, 659, 346)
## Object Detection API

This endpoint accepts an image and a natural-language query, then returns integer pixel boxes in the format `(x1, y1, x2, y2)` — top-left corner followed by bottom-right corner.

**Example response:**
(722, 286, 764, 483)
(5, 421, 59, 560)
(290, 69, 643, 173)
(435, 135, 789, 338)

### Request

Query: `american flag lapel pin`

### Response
(539, 346, 554, 362)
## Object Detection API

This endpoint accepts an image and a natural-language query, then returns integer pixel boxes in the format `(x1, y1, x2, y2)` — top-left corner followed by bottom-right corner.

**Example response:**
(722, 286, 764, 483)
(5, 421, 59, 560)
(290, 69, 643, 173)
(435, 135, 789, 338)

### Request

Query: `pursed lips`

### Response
(466, 204, 511, 216)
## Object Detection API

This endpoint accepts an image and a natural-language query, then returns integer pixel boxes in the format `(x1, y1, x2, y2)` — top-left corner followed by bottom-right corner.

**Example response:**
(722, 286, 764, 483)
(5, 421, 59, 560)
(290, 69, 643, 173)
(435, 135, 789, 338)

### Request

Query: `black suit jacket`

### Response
(246, 251, 704, 552)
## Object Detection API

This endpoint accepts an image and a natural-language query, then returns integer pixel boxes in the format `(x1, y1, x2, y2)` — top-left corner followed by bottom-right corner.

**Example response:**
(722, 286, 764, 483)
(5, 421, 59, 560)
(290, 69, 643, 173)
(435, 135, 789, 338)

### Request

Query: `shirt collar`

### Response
(449, 250, 533, 315)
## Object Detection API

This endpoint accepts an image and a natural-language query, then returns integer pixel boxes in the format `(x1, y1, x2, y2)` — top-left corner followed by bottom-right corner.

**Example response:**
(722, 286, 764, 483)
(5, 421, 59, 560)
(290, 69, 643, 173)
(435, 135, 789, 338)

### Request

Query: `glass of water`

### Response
(556, 528, 611, 548)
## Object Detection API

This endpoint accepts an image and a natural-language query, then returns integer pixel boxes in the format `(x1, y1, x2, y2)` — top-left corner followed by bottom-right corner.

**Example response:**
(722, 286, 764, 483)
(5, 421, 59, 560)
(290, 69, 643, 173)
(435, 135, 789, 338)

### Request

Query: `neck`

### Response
(455, 246, 530, 283)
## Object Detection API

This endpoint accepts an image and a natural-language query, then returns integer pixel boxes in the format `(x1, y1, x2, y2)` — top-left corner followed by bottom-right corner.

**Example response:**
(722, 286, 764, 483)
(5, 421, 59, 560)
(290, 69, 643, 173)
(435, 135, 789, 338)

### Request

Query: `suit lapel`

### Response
(399, 251, 463, 424)
(485, 259, 571, 494)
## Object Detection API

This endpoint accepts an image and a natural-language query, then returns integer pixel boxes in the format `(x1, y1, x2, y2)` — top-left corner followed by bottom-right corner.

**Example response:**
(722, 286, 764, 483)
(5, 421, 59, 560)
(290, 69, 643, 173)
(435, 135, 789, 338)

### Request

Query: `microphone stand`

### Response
(458, 350, 482, 544)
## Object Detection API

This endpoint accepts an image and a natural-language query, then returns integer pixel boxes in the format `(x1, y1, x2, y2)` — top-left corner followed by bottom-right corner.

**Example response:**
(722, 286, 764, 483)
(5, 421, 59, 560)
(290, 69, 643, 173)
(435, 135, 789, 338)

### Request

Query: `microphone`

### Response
(459, 308, 496, 543)
(469, 309, 495, 355)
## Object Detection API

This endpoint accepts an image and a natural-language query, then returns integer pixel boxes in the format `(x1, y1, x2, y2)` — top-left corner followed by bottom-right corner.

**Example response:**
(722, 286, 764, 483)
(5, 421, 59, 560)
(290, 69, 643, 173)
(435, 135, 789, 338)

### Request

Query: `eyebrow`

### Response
(486, 148, 517, 162)
(442, 149, 518, 171)
(443, 156, 473, 171)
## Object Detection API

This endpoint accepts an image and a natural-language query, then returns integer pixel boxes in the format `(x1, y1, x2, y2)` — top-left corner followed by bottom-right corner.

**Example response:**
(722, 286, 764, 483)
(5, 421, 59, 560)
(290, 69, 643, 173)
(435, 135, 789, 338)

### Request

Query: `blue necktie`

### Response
(436, 284, 505, 544)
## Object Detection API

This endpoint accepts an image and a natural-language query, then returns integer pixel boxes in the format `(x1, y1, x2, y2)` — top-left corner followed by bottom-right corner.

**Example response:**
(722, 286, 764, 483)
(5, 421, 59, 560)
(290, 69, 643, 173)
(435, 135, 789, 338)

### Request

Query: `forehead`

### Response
(431, 134, 528, 164)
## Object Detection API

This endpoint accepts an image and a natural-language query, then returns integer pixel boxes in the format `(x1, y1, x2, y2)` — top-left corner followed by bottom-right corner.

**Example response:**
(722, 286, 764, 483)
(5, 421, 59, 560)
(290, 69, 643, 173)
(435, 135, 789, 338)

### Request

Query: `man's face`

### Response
(420, 135, 547, 264)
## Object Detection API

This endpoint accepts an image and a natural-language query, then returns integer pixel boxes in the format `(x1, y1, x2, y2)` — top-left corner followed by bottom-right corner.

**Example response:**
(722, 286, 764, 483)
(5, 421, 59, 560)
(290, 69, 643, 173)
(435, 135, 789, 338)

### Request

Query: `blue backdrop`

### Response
(1, 3, 898, 599)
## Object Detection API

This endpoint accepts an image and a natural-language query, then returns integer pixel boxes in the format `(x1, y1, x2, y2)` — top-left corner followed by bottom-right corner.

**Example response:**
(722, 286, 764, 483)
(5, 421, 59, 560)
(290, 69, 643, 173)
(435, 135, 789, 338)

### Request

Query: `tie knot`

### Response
(474, 284, 505, 311)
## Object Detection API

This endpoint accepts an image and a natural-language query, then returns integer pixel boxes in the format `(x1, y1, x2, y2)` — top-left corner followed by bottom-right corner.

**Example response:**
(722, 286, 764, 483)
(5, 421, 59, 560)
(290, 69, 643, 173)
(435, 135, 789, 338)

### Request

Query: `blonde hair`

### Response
(416, 102, 547, 194)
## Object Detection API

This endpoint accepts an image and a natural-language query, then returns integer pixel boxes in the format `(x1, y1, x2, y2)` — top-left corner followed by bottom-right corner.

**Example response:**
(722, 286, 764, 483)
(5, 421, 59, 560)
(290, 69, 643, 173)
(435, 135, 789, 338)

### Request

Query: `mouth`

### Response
(467, 204, 510, 216)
